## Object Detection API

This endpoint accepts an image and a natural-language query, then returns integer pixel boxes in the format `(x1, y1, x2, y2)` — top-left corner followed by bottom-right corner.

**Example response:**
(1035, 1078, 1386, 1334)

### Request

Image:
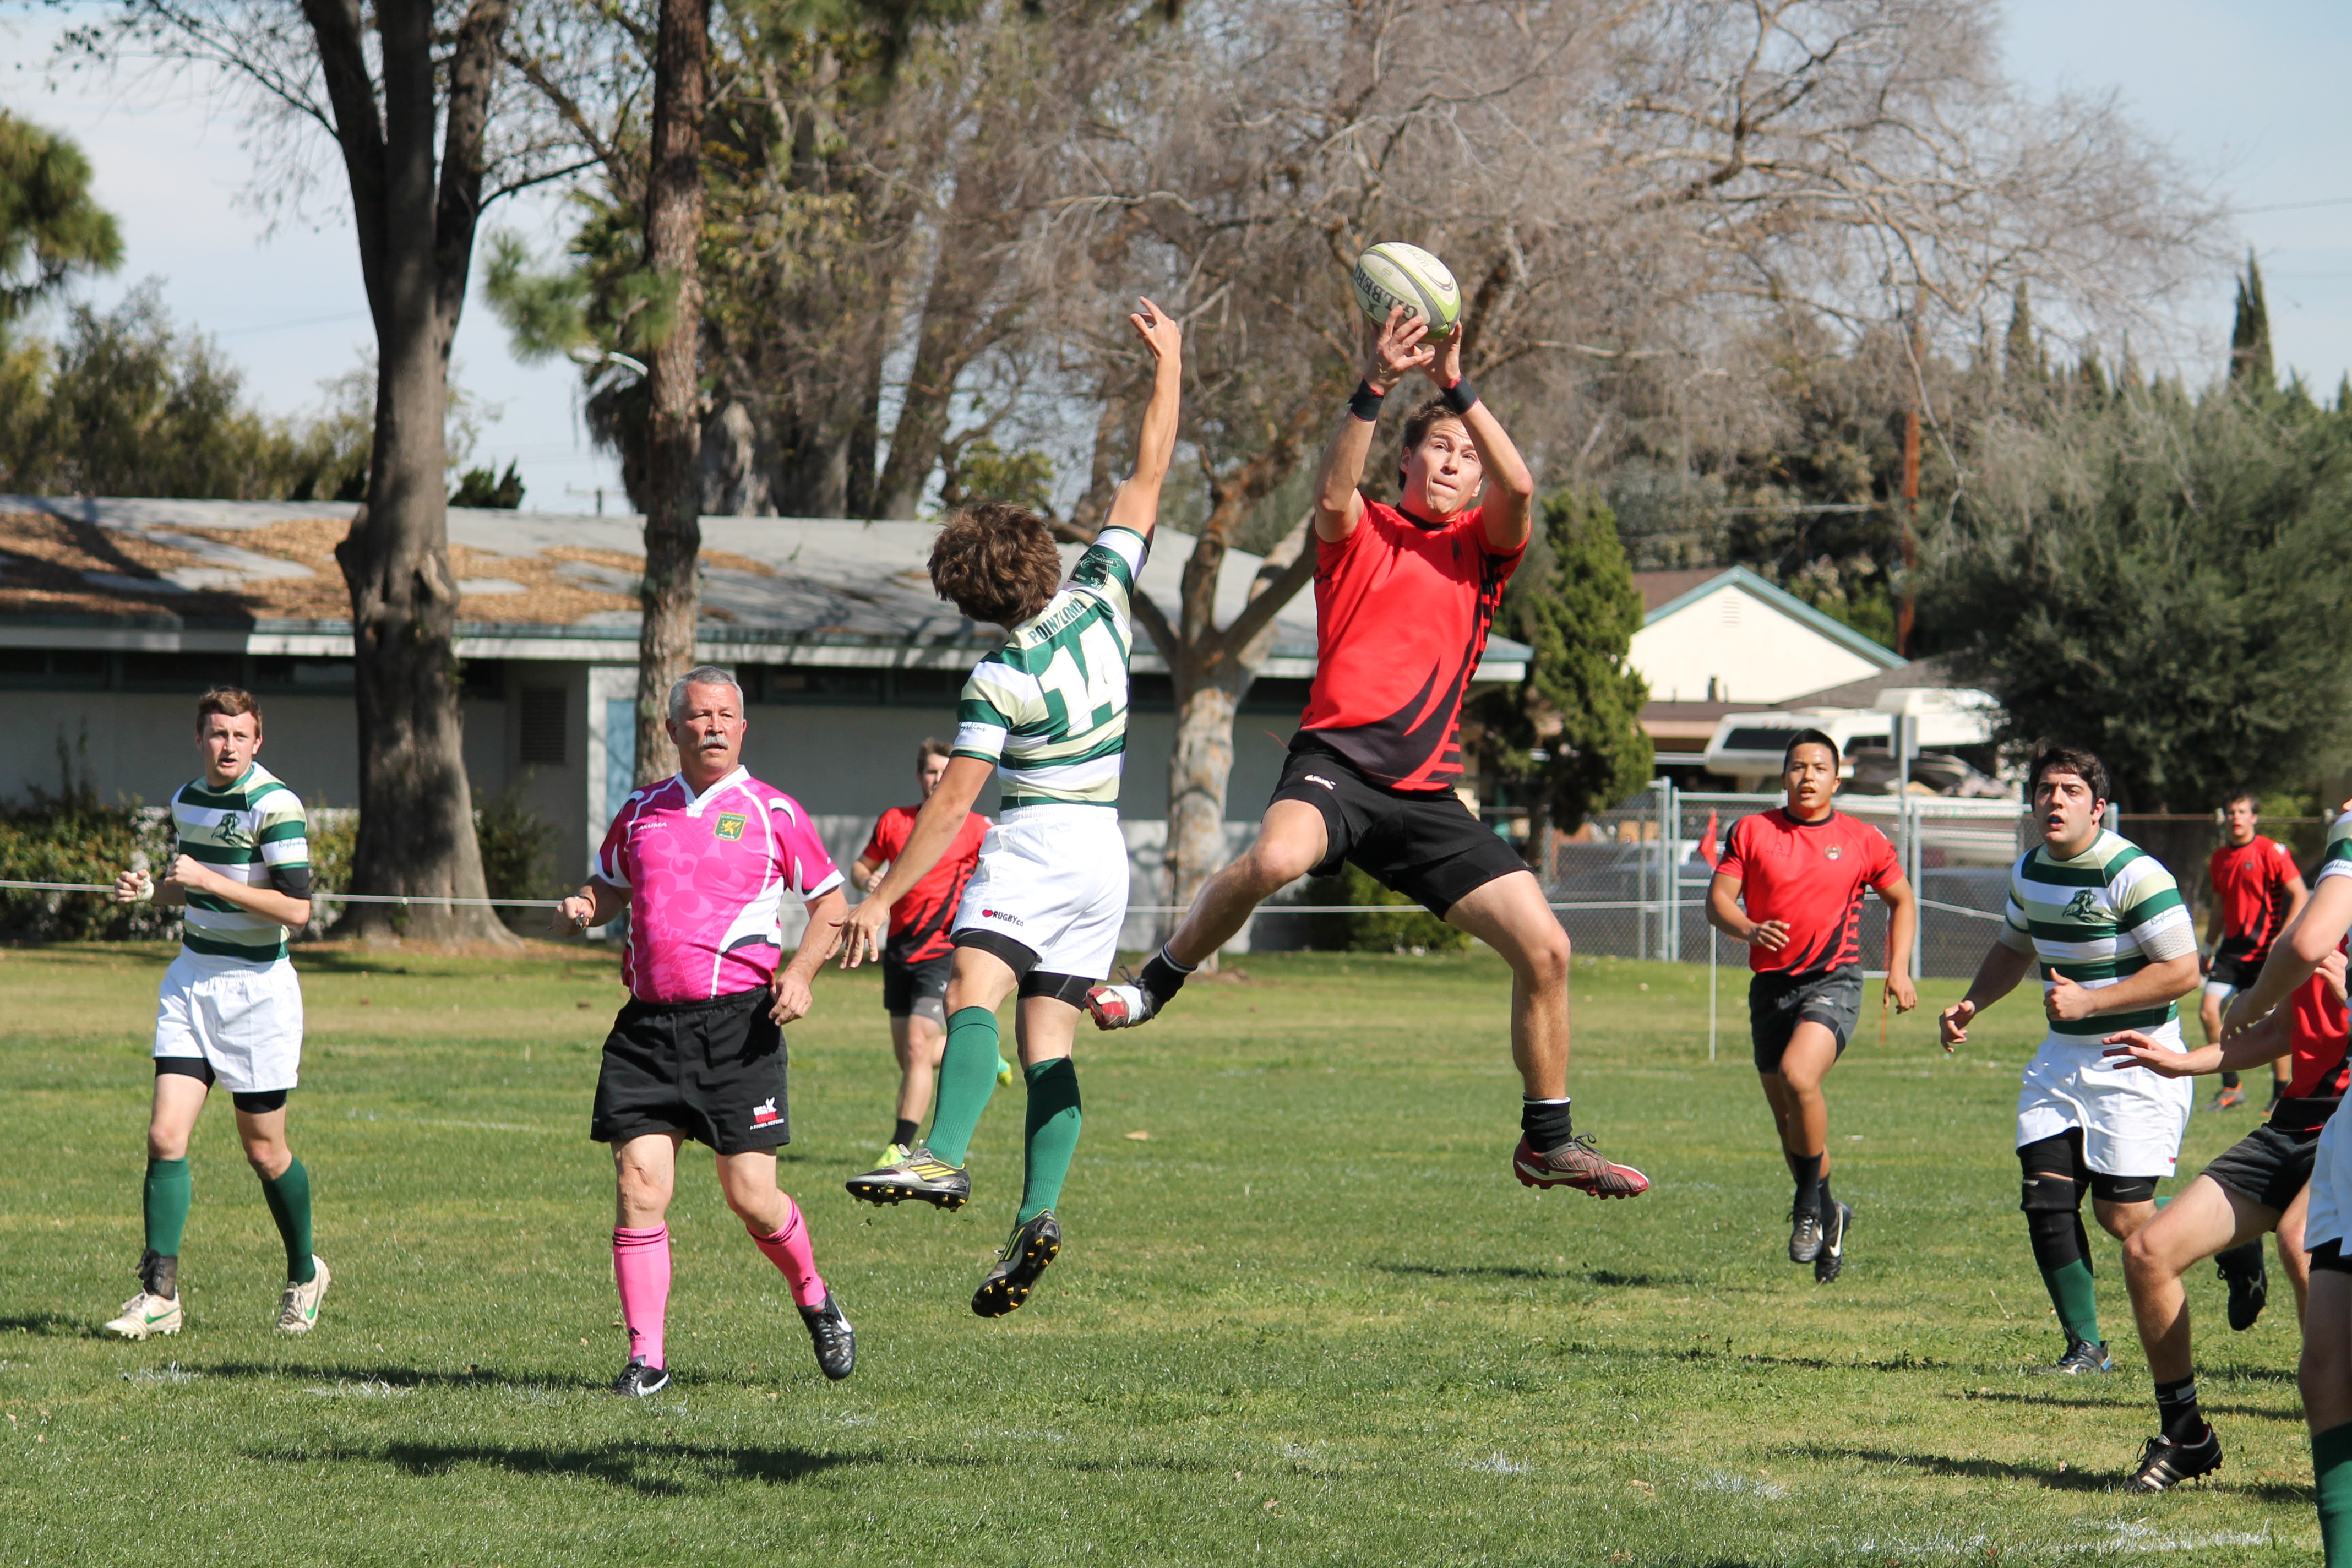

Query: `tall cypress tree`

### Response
(2004, 279, 2040, 388)
(2230, 251, 2274, 391)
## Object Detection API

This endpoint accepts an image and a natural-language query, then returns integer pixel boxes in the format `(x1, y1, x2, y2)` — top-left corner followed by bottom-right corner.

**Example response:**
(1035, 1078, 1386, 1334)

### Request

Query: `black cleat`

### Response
(2029, 1337, 2113, 1376)
(2217, 1243, 2268, 1331)
(2125, 1425, 2223, 1493)
(1814, 1200, 1854, 1283)
(1788, 1205, 1825, 1264)
(613, 1356, 670, 1397)
(799, 1293, 856, 1381)
(846, 1144, 971, 1210)
(973, 1211, 1061, 1319)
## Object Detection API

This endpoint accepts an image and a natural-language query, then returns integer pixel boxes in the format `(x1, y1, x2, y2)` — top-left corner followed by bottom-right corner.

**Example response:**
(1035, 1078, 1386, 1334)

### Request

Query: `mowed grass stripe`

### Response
(0, 943, 2316, 1564)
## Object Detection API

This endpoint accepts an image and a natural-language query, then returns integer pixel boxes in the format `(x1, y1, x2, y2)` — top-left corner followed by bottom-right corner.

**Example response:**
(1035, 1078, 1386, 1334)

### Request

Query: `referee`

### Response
(1706, 729, 1918, 1281)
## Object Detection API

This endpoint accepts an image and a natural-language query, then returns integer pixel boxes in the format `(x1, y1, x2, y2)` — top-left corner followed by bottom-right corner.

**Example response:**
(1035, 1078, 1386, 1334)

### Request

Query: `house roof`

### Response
(1771, 653, 1966, 710)
(1633, 564, 1904, 671)
(0, 497, 1529, 682)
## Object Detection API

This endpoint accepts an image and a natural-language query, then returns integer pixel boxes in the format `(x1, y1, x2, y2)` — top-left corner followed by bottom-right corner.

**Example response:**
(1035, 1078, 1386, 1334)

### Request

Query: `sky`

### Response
(0, 2, 2346, 512)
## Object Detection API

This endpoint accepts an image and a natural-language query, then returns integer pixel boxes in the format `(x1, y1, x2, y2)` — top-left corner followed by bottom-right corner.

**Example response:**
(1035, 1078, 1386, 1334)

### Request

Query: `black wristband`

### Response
(1440, 377, 1479, 415)
(1348, 380, 1387, 422)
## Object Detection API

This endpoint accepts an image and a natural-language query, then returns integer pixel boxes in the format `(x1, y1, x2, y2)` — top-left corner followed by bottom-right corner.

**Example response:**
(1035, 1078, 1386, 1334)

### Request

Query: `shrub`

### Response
(1338, 863, 1470, 954)
(0, 790, 175, 943)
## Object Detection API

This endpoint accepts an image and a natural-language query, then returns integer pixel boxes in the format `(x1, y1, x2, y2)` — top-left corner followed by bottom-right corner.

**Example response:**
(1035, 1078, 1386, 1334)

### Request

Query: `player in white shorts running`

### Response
(1939, 745, 2201, 1378)
(103, 687, 329, 1340)
(2214, 804, 2352, 1560)
(837, 297, 1180, 1318)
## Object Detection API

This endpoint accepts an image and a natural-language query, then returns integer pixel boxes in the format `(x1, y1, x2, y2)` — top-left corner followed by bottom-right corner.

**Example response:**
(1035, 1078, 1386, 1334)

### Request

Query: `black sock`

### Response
(1141, 945, 1196, 1006)
(893, 1118, 919, 1149)
(2154, 1375, 2204, 1444)
(2272, 1078, 2290, 1108)
(1792, 1152, 1825, 1216)
(1817, 1175, 1834, 1218)
(2221, 1071, 2241, 1090)
(1521, 1097, 1573, 1152)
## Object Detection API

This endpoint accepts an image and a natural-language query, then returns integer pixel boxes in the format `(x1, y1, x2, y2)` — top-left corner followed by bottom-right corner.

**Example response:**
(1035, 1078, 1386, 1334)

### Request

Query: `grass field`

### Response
(0, 940, 2324, 1564)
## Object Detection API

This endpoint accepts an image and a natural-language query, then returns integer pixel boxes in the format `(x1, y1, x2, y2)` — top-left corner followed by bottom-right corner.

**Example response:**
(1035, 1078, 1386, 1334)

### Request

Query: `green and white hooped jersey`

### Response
(953, 525, 1147, 810)
(1999, 829, 2191, 1036)
(2317, 811, 2352, 888)
(171, 763, 311, 963)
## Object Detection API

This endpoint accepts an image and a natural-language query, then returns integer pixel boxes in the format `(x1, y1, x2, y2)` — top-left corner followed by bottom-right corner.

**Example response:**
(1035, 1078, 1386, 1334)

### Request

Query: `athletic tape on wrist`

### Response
(1348, 380, 1387, 422)
(1440, 377, 1479, 415)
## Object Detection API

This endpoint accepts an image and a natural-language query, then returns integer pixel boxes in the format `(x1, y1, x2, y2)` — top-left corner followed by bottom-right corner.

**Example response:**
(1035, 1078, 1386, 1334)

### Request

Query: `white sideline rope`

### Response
(1917, 897, 2007, 923)
(0, 879, 562, 909)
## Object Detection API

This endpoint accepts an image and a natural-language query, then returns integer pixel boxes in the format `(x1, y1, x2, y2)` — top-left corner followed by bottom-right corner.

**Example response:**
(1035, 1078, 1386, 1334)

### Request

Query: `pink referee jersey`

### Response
(593, 767, 844, 1003)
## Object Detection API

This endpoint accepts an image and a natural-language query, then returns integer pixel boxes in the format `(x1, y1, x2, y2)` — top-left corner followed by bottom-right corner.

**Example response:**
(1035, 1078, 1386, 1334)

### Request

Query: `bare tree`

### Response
(73, 0, 587, 941)
(1047, 0, 2221, 919)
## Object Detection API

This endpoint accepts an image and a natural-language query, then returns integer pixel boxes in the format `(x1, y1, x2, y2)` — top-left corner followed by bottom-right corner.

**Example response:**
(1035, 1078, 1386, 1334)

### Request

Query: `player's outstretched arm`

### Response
(2226, 873, 2352, 1029)
(2104, 1003, 2294, 1079)
(839, 755, 993, 968)
(1940, 938, 2034, 1049)
(1423, 325, 1534, 554)
(1311, 307, 1432, 544)
(1101, 298, 1182, 547)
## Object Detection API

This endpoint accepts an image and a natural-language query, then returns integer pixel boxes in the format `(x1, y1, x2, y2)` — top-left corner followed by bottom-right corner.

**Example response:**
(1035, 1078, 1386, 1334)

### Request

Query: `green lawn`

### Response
(0, 941, 2321, 1564)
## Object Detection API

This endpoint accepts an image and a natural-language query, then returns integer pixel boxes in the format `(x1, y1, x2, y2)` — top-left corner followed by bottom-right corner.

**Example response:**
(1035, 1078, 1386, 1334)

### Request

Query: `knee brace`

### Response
(1018, 971, 1095, 1007)
(2020, 1150, 2089, 1273)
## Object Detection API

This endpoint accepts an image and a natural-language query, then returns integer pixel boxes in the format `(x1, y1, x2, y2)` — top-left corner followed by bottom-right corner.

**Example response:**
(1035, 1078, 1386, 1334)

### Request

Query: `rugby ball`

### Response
(1352, 242, 1462, 333)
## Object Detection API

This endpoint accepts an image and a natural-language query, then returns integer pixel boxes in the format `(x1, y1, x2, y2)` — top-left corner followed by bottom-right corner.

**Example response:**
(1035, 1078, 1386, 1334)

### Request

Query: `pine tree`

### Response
(2230, 251, 2274, 391)
(2004, 280, 2039, 388)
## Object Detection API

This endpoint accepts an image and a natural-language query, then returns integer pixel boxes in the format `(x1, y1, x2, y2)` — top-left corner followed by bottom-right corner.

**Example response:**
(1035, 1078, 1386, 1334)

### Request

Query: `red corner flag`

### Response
(1696, 809, 1721, 868)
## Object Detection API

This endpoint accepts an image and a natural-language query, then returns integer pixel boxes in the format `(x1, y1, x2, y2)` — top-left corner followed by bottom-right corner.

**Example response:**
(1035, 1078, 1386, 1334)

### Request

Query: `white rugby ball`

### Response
(1352, 242, 1462, 333)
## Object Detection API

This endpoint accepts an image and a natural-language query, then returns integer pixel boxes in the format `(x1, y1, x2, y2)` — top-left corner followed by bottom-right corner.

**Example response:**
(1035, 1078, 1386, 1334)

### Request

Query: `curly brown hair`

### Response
(929, 502, 1064, 629)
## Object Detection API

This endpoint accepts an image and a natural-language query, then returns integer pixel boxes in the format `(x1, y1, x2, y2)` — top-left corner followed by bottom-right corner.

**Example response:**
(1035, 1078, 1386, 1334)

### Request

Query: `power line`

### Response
(2233, 196, 2352, 215)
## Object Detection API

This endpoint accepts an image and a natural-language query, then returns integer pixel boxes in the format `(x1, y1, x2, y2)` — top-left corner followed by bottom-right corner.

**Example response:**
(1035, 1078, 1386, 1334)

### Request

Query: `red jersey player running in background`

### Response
(2201, 791, 2309, 1112)
(1086, 301, 1647, 1199)
(851, 738, 1002, 1170)
(1706, 730, 1918, 1282)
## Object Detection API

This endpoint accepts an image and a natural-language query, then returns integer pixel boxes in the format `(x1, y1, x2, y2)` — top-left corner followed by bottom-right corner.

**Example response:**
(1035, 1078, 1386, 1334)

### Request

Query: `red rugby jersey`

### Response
(2208, 835, 2300, 961)
(1716, 809, 1904, 975)
(1294, 499, 1523, 791)
(2284, 949, 2352, 1101)
(859, 805, 990, 965)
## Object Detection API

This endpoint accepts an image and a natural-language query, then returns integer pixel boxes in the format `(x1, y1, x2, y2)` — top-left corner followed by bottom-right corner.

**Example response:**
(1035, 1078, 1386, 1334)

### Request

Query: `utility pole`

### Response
(1897, 288, 1924, 657)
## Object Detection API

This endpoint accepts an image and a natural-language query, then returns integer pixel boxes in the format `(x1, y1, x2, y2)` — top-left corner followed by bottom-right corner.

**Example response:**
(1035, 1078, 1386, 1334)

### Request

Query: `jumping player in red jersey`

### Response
(2104, 944, 2348, 1491)
(2201, 791, 2309, 1111)
(1085, 302, 1648, 1199)
(850, 738, 999, 1168)
(1705, 729, 1918, 1281)
(555, 667, 855, 1396)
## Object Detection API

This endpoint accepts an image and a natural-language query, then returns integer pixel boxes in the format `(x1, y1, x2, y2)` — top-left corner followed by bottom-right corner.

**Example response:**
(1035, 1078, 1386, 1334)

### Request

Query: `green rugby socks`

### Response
(2316, 1422, 2352, 1562)
(143, 1157, 190, 1260)
(927, 1008, 1004, 1167)
(1018, 1058, 1082, 1225)
(259, 1158, 317, 1284)
(2041, 1257, 2101, 1347)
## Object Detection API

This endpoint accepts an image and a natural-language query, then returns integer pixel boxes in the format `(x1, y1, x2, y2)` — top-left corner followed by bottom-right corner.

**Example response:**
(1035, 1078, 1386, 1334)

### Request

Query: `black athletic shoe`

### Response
(2029, 1337, 2113, 1376)
(613, 1356, 670, 1397)
(799, 1293, 856, 1381)
(1814, 1200, 1854, 1283)
(1788, 1205, 1825, 1264)
(2218, 1246, 2269, 1332)
(972, 1211, 1062, 1319)
(2125, 1425, 2223, 1493)
(845, 1144, 972, 1210)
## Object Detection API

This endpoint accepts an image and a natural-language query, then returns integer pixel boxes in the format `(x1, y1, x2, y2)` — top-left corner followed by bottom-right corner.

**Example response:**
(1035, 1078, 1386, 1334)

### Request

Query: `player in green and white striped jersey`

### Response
(837, 298, 1182, 1318)
(1940, 746, 2202, 1379)
(102, 687, 330, 1342)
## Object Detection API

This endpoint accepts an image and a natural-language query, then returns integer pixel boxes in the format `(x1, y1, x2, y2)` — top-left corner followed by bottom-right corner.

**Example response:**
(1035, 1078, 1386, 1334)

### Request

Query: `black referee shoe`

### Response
(2217, 1244, 2269, 1331)
(612, 1356, 670, 1397)
(2125, 1425, 2223, 1493)
(799, 1293, 855, 1381)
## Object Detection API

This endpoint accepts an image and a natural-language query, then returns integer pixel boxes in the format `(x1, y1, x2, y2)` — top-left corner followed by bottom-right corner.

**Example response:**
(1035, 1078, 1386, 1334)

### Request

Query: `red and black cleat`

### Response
(1512, 1134, 1649, 1198)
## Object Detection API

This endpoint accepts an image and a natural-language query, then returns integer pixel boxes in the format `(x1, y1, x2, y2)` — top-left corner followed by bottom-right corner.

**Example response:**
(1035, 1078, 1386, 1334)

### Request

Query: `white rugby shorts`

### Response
(153, 948, 304, 1094)
(2304, 1108, 2352, 1250)
(952, 804, 1129, 982)
(2016, 1024, 2192, 1177)
(2201, 978, 2240, 1006)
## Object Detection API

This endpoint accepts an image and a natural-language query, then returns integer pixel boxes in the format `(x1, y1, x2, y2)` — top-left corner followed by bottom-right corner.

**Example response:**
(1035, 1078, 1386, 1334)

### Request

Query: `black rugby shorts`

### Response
(1749, 965, 1865, 1072)
(1270, 739, 1528, 917)
(591, 987, 790, 1155)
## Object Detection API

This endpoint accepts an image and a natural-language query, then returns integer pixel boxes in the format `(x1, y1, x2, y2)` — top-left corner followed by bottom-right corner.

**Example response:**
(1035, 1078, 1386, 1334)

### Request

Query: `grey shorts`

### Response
(1749, 965, 1864, 1073)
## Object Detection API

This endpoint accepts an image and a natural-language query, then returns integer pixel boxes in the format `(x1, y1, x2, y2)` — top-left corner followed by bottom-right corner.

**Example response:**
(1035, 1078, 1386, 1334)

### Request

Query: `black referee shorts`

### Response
(1271, 741, 1527, 917)
(590, 987, 790, 1156)
(1749, 965, 1864, 1073)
